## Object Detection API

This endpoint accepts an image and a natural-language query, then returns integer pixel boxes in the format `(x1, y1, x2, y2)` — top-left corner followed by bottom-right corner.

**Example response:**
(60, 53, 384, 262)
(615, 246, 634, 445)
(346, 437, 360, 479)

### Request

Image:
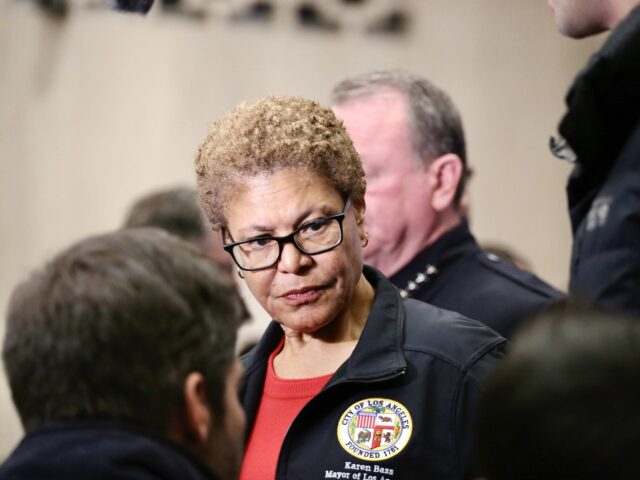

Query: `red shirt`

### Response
(239, 342, 333, 480)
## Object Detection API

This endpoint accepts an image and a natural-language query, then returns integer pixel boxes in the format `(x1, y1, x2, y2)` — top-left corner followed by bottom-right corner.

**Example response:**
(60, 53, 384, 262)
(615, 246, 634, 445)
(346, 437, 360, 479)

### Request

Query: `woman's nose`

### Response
(277, 242, 312, 273)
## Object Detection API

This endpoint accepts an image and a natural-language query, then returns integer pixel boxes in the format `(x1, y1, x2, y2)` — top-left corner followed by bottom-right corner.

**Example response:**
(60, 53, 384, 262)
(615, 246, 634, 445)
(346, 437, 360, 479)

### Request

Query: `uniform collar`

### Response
(390, 220, 479, 289)
(242, 266, 407, 385)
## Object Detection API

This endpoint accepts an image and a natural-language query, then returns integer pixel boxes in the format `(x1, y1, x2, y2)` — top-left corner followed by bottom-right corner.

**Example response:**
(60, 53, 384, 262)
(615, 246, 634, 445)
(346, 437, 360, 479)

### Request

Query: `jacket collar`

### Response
(559, 4, 640, 173)
(1, 421, 220, 480)
(242, 266, 407, 385)
(390, 220, 479, 289)
(337, 266, 407, 384)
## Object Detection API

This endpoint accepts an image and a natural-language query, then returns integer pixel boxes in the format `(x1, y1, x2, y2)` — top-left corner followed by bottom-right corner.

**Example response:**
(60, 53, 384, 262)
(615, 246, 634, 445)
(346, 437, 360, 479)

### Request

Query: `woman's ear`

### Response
(220, 227, 231, 244)
(183, 372, 212, 444)
(351, 197, 367, 246)
(352, 197, 366, 227)
(426, 154, 464, 212)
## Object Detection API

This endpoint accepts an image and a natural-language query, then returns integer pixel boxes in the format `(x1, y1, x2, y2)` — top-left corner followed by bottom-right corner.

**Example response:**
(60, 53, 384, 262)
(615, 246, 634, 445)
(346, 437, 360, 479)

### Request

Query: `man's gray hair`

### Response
(123, 186, 209, 253)
(331, 68, 467, 176)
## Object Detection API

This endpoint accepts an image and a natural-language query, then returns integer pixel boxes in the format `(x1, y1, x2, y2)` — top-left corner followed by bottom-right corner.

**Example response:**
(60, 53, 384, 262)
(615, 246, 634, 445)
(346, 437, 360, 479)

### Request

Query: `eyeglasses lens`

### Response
(232, 217, 342, 270)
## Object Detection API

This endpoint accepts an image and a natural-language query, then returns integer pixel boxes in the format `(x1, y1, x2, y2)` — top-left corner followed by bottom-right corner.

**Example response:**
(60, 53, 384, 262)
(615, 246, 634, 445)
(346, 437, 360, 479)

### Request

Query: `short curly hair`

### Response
(195, 96, 366, 230)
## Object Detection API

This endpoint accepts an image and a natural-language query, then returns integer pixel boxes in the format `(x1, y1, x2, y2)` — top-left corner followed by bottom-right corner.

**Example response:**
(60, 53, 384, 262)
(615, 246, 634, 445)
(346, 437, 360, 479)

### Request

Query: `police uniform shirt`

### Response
(390, 221, 564, 338)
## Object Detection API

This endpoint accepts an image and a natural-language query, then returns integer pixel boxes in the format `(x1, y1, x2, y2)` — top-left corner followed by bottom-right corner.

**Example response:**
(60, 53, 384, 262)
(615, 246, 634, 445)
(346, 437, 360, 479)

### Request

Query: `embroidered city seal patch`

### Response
(337, 398, 413, 461)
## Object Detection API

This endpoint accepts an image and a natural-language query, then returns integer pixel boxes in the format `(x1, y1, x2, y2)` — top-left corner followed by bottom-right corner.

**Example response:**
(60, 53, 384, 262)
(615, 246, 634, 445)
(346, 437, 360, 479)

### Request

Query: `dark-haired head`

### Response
(476, 302, 640, 479)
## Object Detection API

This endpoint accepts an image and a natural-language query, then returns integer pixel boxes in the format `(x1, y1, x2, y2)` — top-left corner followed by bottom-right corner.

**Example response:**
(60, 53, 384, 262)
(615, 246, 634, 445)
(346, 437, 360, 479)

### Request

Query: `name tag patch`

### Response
(336, 398, 413, 462)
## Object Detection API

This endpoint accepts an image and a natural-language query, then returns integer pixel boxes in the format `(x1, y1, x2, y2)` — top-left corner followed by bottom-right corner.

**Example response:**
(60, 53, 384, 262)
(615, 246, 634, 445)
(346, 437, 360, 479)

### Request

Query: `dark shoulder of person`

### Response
(402, 299, 506, 375)
(424, 250, 564, 339)
(476, 251, 564, 300)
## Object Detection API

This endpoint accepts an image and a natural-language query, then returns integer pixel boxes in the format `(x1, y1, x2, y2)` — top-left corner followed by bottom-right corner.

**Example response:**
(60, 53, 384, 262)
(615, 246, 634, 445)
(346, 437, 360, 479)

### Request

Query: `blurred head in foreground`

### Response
(476, 304, 640, 479)
(2, 229, 247, 480)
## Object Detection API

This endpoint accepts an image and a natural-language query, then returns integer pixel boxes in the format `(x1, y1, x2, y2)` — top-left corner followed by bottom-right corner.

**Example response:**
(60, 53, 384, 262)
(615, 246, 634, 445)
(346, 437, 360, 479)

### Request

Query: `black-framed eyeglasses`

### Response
(223, 198, 351, 272)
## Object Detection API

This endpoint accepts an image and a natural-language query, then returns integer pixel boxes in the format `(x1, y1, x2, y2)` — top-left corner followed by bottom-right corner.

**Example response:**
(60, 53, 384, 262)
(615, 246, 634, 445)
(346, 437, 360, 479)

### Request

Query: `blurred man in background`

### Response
(332, 69, 563, 338)
(547, 0, 640, 317)
(1, 229, 246, 480)
(123, 186, 263, 353)
(476, 305, 640, 479)
(123, 186, 232, 273)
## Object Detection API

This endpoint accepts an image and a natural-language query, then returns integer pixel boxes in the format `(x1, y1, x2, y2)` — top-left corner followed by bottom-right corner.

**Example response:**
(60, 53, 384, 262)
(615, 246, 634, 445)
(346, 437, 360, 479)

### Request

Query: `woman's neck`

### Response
(274, 274, 374, 379)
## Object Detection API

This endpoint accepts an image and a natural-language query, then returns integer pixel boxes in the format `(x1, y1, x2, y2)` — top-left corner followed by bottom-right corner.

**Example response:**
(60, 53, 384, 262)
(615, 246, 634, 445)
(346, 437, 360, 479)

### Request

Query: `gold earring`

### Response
(236, 269, 245, 279)
(362, 232, 369, 248)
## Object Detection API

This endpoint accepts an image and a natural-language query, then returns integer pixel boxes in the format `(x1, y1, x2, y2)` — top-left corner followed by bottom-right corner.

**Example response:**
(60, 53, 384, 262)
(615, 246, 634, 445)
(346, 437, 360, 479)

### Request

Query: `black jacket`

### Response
(556, 5, 640, 316)
(241, 266, 506, 480)
(391, 221, 563, 338)
(0, 422, 220, 480)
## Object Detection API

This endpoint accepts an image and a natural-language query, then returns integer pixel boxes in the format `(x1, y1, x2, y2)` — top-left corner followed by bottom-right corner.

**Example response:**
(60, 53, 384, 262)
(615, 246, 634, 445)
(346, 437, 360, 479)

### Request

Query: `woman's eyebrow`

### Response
(236, 205, 335, 237)
(292, 204, 338, 227)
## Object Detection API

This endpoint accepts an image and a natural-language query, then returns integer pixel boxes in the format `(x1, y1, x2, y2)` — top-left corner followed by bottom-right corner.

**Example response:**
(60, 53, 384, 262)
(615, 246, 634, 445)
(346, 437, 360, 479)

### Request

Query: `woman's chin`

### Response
(277, 312, 334, 337)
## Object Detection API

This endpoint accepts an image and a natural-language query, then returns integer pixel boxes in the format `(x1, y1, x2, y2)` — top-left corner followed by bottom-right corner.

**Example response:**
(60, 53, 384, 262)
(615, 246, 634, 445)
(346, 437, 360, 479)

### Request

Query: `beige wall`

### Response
(0, 0, 599, 458)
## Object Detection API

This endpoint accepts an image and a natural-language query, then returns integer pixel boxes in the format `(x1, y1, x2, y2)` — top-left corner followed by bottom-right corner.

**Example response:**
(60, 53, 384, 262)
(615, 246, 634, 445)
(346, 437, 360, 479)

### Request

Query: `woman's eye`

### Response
(301, 220, 328, 234)
(242, 238, 273, 251)
(253, 238, 272, 247)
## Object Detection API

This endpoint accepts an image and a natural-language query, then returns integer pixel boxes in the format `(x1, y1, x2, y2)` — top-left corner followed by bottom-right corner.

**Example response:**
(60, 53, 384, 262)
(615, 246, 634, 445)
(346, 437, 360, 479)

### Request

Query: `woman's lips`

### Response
(280, 286, 324, 304)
